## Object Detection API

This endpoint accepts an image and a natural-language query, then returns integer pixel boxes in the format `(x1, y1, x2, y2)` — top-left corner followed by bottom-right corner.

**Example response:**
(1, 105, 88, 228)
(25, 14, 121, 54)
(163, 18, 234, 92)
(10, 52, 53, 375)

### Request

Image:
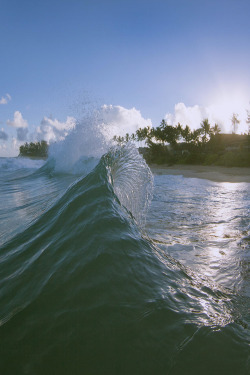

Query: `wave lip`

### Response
(104, 144, 154, 225)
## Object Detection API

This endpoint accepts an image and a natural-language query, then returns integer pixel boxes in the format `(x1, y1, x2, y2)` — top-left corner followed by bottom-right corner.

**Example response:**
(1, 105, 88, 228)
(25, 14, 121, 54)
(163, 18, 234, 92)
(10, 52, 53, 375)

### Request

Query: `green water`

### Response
(0, 150, 249, 374)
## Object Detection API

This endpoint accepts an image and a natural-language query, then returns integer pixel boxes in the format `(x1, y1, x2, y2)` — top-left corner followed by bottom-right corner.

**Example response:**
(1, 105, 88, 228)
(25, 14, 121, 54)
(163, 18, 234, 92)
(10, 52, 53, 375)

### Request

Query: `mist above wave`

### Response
(48, 111, 110, 174)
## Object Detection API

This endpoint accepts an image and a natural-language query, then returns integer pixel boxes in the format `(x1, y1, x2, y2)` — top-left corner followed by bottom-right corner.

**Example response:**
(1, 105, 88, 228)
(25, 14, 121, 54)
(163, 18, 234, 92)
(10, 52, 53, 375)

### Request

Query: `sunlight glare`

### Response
(206, 86, 250, 133)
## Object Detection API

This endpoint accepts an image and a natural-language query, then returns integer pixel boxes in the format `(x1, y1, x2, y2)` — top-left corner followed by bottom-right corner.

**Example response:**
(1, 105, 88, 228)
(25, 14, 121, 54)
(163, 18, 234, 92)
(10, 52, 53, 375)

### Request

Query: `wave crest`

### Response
(104, 143, 153, 225)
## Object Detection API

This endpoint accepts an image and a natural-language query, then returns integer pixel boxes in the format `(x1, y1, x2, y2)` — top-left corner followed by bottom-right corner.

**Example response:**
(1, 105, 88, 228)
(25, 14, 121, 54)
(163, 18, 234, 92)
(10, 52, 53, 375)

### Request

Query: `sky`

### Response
(1, 0, 250, 156)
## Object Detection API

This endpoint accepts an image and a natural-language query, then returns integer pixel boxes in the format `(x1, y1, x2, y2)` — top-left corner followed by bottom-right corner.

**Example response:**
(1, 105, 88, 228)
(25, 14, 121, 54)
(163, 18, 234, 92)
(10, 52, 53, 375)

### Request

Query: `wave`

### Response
(0, 144, 249, 374)
(104, 144, 153, 225)
(0, 157, 45, 179)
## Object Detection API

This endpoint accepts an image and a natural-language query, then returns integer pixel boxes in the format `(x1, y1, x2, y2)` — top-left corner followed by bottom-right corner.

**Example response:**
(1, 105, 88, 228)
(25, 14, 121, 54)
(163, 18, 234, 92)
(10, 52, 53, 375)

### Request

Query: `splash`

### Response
(48, 110, 111, 174)
(43, 109, 154, 224)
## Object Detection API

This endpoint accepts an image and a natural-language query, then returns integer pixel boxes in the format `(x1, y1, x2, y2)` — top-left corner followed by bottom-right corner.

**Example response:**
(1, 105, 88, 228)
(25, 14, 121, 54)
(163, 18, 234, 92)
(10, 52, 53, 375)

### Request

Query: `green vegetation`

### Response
(19, 141, 48, 158)
(114, 119, 250, 168)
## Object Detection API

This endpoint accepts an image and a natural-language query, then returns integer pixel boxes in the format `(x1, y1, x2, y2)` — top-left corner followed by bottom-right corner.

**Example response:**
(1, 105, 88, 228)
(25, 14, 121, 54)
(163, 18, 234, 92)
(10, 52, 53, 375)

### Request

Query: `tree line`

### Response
(19, 141, 48, 157)
(114, 119, 222, 147)
(113, 117, 250, 167)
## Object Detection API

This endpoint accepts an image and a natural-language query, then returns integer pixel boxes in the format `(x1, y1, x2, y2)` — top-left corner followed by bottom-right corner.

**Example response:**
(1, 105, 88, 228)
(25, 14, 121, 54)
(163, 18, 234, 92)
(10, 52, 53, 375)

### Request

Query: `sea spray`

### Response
(47, 106, 136, 175)
(46, 105, 148, 176)
(48, 113, 109, 174)
(45, 109, 154, 225)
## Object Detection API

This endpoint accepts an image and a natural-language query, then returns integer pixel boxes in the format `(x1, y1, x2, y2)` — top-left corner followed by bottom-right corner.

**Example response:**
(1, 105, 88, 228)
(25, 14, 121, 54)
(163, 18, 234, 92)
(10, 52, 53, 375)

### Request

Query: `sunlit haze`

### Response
(165, 86, 250, 133)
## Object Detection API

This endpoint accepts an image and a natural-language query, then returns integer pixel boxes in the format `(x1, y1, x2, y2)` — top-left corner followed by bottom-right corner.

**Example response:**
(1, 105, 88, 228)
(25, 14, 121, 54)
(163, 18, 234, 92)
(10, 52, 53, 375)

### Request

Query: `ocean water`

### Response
(0, 143, 249, 374)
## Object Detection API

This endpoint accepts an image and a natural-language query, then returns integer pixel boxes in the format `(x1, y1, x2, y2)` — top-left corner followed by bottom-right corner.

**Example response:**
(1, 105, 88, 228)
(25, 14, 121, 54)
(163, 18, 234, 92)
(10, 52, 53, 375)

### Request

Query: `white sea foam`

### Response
(48, 111, 111, 174)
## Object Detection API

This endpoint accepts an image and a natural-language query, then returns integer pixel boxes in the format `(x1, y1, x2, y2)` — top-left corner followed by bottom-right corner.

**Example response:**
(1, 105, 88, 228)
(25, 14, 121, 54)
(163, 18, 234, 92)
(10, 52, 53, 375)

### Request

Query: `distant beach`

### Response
(150, 164, 250, 183)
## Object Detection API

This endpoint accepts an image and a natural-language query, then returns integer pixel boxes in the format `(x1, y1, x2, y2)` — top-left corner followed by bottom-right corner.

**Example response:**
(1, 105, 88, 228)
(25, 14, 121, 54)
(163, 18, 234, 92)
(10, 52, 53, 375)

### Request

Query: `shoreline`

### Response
(149, 164, 250, 183)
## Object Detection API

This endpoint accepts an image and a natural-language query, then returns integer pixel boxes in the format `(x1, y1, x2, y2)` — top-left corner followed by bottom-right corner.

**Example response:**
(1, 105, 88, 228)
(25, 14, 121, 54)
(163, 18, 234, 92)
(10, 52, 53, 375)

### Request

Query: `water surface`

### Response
(0, 151, 249, 375)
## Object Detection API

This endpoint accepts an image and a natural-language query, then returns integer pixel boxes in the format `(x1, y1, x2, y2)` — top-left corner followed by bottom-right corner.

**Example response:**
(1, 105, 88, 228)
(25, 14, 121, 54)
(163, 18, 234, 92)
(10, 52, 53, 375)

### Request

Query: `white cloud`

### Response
(32, 107, 150, 146)
(100, 105, 152, 140)
(165, 101, 249, 134)
(0, 93, 11, 105)
(7, 111, 28, 128)
(0, 128, 8, 140)
(165, 103, 208, 131)
(35, 116, 76, 143)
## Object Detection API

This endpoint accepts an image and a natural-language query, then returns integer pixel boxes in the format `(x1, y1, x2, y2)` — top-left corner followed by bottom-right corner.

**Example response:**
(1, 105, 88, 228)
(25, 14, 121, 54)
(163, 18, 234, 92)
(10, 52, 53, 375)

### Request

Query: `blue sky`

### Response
(1, 0, 250, 156)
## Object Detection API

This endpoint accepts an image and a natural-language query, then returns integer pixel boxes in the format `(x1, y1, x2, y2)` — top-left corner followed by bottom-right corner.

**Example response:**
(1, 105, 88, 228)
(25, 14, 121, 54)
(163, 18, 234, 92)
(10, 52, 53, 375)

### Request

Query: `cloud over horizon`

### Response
(7, 111, 28, 128)
(165, 102, 249, 134)
(35, 116, 76, 143)
(165, 103, 206, 131)
(100, 105, 152, 140)
(1, 101, 249, 158)
(6, 111, 29, 142)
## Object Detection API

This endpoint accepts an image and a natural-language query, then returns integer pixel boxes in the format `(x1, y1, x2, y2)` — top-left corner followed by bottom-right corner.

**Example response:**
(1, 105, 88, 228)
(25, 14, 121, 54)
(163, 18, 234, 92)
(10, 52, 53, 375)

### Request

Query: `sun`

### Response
(206, 86, 250, 134)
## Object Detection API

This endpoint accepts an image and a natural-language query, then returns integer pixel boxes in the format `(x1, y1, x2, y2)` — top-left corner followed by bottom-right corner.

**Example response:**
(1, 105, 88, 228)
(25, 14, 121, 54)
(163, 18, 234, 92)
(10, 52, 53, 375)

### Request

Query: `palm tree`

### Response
(136, 128, 145, 142)
(246, 110, 250, 134)
(190, 129, 202, 146)
(231, 113, 240, 134)
(181, 125, 192, 143)
(130, 133, 136, 143)
(201, 118, 211, 143)
(211, 123, 221, 135)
